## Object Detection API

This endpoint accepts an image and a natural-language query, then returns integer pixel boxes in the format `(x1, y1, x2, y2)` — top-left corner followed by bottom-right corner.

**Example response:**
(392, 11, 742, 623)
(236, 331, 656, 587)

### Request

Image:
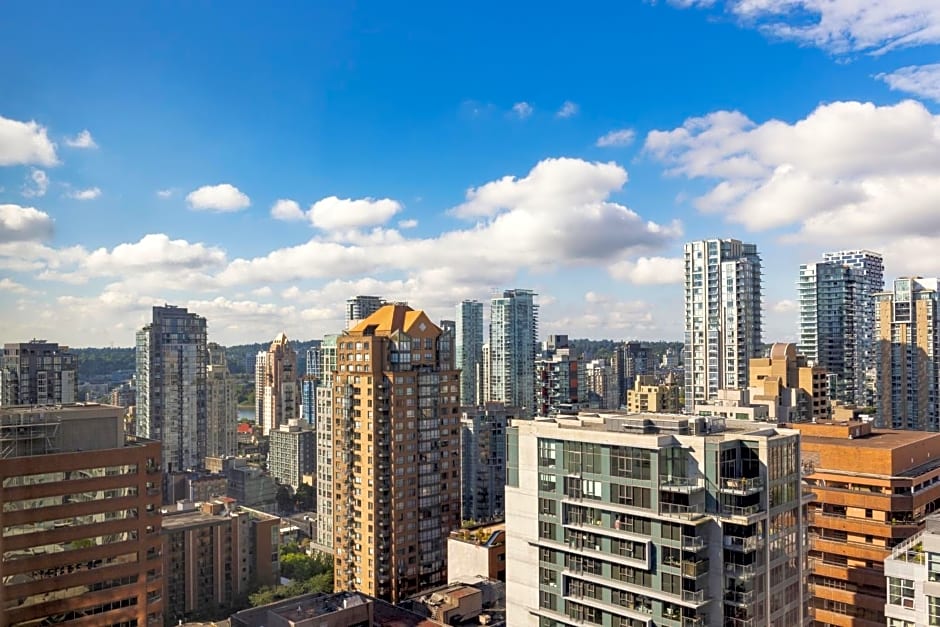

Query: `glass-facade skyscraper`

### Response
(456, 299, 484, 406)
(488, 289, 539, 417)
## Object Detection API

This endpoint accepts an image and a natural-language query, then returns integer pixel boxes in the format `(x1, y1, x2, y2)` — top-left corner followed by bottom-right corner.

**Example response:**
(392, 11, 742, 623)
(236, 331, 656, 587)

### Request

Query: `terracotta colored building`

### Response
(332, 304, 461, 603)
(0, 403, 164, 627)
(792, 420, 940, 626)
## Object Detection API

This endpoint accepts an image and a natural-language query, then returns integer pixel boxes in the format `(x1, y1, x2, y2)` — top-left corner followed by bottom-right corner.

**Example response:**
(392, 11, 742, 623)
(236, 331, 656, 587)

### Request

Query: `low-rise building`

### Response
(448, 522, 506, 583)
(161, 499, 280, 623)
(626, 374, 681, 413)
(229, 591, 444, 627)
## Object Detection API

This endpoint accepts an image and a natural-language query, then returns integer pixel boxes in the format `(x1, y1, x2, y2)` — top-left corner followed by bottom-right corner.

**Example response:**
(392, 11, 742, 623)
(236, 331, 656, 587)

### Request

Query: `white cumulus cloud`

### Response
(64, 129, 98, 149)
(0, 115, 58, 166)
(309, 196, 402, 230)
(67, 187, 101, 201)
(0, 204, 54, 243)
(645, 99, 940, 243)
(877, 64, 940, 102)
(186, 183, 250, 212)
(608, 256, 685, 285)
(270, 198, 305, 221)
(398, 218, 418, 229)
(596, 128, 636, 148)
(156, 188, 174, 199)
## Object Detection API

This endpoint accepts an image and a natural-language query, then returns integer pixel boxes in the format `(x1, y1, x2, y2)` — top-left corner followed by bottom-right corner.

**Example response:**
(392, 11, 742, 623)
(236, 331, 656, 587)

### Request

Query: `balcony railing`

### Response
(682, 535, 705, 551)
(719, 477, 764, 494)
(681, 589, 706, 604)
(660, 476, 705, 493)
(725, 563, 756, 579)
(724, 535, 764, 552)
(720, 504, 762, 518)
(660, 502, 705, 519)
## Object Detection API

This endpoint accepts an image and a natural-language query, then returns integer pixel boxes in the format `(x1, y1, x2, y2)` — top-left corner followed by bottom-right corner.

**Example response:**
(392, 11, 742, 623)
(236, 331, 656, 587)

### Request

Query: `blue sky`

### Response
(2, 1, 940, 346)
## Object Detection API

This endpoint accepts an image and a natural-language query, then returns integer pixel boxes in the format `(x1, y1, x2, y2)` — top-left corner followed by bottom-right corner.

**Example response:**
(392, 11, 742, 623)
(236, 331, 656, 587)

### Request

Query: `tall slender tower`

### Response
(455, 299, 484, 406)
(683, 239, 762, 411)
(798, 262, 865, 405)
(136, 305, 208, 472)
(259, 333, 299, 436)
(876, 277, 940, 431)
(332, 304, 460, 602)
(315, 335, 338, 550)
(345, 295, 385, 330)
(488, 289, 539, 417)
(821, 249, 884, 406)
(206, 342, 238, 458)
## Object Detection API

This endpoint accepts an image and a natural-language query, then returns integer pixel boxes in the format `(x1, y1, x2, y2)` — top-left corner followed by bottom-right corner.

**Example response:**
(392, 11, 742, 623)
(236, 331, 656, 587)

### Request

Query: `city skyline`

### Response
(3, 3, 940, 346)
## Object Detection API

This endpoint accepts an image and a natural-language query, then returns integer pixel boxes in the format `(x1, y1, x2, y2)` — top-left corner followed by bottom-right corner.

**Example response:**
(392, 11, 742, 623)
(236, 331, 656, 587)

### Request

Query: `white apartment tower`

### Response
(489, 289, 539, 418)
(315, 334, 338, 550)
(345, 295, 385, 330)
(456, 299, 485, 406)
(684, 239, 762, 412)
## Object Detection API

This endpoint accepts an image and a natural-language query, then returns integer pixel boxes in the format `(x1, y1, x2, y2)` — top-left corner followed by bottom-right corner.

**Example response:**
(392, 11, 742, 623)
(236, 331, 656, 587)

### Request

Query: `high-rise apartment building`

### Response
(506, 411, 806, 627)
(345, 295, 385, 330)
(269, 419, 315, 490)
(0, 340, 77, 406)
(488, 289, 538, 417)
(301, 375, 317, 427)
(161, 499, 279, 623)
(136, 305, 208, 472)
(207, 342, 238, 459)
(456, 299, 484, 406)
(875, 277, 940, 431)
(792, 420, 940, 626)
(332, 304, 461, 602)
(315, 335, 338, 551)
(0, 403, 164, 626)
(460, 403, 517, 522)
(684, 239, 763, 411)
(306, 340, 323, 377)
(254, 350, 266, 424)
(822, 249, 884, 407)
(621, 341, 652, 395)
(258, 333, 299, 436)
(799, 251, 884, 407)
(535, 335, 582, 417)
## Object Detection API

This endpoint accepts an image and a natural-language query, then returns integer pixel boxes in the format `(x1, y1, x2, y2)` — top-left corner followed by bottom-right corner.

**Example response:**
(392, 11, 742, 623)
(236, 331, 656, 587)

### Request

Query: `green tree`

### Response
(294, 483, 316, 511)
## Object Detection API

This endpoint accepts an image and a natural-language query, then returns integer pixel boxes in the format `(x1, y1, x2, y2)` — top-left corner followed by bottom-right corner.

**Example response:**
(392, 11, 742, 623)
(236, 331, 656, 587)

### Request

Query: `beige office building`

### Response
(258, 333, 299, 436)
(332, 304, 461, 603)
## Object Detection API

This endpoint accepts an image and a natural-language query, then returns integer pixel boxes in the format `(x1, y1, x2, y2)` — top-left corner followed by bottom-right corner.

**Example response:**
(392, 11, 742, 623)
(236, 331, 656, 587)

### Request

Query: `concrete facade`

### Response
(0, 340, 77, 406)
(506, 411, 806, 627)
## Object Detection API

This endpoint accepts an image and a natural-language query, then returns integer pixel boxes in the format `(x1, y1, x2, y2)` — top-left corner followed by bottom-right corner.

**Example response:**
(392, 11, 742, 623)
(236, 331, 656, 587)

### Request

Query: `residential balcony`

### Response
(719, 504, 763, 521)
(724, 590, 754, 606)
(724, 563, 756, 580)
(659, 502, 705, 520)
(719, 476, 764, 495)
(659, 476, 706, 493)
(723, 535, 764, 552)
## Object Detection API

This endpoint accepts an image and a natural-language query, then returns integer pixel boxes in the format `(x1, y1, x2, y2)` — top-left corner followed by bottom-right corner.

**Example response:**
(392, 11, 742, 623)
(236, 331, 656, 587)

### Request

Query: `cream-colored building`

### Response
(258, 333, 299, 436)
(696, 342, 829, 423)
(626, 374, 680, 413)
(332, 304, 461, 603)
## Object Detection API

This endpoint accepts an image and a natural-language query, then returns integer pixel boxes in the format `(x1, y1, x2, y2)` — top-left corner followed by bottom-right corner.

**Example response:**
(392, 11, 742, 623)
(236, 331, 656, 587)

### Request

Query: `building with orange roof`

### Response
(790, 420, 940, 626)
(332, 304, 461, 603)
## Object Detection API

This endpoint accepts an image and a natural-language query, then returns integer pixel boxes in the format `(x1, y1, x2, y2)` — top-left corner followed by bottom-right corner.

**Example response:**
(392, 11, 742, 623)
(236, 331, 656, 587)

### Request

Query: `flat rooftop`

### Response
(798, 428, 940, 449)
(525, 411, 794, 440)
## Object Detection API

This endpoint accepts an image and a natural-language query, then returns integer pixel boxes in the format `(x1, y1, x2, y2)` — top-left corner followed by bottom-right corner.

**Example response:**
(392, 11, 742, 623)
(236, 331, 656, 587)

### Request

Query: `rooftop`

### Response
(349, 304, 439, 337)
(230, 592, 443, 627)
(528, 410, 795, 440)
